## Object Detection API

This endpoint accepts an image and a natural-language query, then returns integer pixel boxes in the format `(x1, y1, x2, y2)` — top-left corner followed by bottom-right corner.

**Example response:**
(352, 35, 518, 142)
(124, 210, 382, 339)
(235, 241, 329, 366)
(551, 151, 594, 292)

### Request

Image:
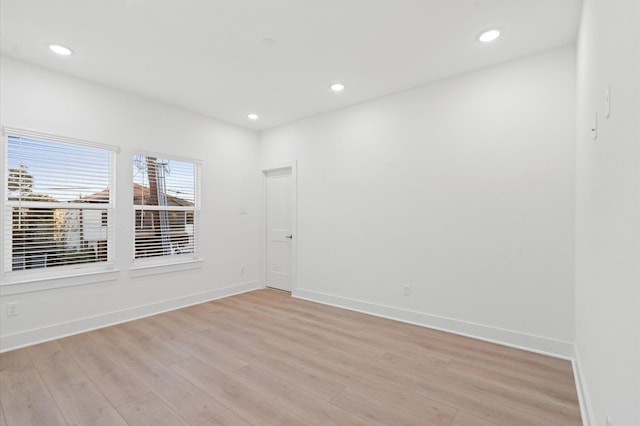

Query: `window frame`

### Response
(1, 127, 120, 291)
(130, 150, 202, 274)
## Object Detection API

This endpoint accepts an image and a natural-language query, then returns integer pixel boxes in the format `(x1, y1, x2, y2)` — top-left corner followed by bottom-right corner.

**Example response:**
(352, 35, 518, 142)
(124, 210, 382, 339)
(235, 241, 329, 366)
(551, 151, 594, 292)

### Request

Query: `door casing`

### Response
(262, 161, 297, 293)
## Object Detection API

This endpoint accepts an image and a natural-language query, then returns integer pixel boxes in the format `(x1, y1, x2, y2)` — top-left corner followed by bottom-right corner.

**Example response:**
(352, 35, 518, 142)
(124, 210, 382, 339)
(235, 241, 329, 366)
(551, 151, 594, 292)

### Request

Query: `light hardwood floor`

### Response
(0, 289, 582, 425)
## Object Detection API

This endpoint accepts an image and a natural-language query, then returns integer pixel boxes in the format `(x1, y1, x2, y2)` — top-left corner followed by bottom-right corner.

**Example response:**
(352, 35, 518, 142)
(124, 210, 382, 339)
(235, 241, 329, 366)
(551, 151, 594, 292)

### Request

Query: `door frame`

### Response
(261, 161, 297, 293)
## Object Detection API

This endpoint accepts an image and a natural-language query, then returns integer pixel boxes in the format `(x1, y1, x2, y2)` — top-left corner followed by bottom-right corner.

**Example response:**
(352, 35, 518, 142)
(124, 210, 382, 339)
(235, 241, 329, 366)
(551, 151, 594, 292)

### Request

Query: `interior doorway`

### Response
(264, 164, 296, 292)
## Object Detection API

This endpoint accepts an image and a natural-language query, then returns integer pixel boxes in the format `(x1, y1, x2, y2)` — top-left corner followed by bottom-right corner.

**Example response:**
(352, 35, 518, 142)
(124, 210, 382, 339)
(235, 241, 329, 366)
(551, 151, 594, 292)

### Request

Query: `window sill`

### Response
(129, 258, 203, 278)
(0, 268, 121, 296)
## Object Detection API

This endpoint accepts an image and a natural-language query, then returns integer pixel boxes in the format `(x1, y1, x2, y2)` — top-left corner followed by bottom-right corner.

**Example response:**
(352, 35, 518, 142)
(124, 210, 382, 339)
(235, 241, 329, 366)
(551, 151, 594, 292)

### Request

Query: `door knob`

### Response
(285, 234, 293, 239)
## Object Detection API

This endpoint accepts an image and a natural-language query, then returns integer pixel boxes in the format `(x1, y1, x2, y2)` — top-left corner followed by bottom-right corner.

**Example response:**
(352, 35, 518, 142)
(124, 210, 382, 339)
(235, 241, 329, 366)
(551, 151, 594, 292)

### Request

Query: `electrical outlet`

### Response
(403, 285, 411, 296)
(7, 302, 19, 317)
(240, 265, 245, 275)
(605, 413, 613, 426)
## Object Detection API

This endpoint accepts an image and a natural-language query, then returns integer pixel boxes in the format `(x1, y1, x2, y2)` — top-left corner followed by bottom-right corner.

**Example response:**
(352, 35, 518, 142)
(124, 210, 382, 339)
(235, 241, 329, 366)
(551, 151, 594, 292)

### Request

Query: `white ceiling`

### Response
(1, 0, 582, 130)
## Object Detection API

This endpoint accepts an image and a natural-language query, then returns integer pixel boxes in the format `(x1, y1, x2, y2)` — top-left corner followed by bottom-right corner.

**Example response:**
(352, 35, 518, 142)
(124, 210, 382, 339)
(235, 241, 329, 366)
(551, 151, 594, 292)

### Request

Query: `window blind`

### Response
(132, 153, 200, 262)
(3, 131, 115, 276)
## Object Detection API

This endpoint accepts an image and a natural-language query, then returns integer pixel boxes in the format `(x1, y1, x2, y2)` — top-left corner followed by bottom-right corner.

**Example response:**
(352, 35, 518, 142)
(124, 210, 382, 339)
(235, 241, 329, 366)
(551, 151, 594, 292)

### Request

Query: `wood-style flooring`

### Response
(0, 289, 582, 425)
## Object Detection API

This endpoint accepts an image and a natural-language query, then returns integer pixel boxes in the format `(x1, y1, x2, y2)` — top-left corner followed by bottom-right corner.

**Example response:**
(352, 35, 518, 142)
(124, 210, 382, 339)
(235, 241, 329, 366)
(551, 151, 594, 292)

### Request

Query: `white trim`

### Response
(133, 149, 202, 166)
(262, 161, 298, 292)
(134, 205, 196, 212)
(3, 128, 118, 285)
(1, 134, 7, 281)
(5, 201, 112, 209)
(262, 161, 297, 173)
(129, 258, 203, 277)
(293, 288, 575, 359)
(2, 126, 120, 153)
(131, 151, 201, 265)
(573, 348, 595, 426)
(0, 268, 120, 295)
(0, 280, 259, 352)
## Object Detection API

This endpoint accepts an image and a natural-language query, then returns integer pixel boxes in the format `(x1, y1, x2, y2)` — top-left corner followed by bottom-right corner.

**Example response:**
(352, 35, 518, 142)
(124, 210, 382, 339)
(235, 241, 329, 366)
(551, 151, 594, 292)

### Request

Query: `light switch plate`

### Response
(604, 85, 611, 119)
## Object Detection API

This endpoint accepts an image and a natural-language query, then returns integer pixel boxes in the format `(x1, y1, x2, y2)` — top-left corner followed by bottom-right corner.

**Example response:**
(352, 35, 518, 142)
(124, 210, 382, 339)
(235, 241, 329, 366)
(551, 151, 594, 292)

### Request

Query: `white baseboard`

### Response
(293, 288, 574, 359)
(573, 348, 595, 426)
(0, 280, 259, 352)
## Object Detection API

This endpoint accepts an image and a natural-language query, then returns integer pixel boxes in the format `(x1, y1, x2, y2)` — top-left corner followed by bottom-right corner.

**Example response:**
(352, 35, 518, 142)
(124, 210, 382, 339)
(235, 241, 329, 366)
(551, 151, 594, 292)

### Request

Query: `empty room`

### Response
(0, 0, 638, 425)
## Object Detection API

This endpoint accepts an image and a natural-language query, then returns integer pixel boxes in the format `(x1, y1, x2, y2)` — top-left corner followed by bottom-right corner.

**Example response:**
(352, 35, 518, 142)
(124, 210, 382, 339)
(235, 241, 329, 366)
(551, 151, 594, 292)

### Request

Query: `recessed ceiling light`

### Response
(478, 29, 501, 43)
(247, 113, 259, 120)
(330, 83, 345, 92)
(49, 44, 73, 56)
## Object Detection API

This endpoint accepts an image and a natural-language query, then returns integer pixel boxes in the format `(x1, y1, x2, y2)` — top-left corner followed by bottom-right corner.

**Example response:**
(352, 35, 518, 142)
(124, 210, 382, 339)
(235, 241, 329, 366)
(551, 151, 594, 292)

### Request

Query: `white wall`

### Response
(0, 57, 261, 350)
(575, 0, 640, 424)
(260, 46, 577, 357)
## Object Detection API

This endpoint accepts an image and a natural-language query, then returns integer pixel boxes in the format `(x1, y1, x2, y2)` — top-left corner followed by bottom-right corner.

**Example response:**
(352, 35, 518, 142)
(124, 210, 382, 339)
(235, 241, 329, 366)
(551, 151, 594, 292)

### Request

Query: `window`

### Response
(3, 128, 116, 281)
(132, 153, 200, 264)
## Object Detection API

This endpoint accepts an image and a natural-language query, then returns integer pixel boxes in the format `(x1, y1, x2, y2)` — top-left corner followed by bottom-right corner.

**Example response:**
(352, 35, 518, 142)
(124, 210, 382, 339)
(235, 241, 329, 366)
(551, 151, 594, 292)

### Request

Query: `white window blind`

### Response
(133, 153, 200, 263)
(3, 129, 116, 278)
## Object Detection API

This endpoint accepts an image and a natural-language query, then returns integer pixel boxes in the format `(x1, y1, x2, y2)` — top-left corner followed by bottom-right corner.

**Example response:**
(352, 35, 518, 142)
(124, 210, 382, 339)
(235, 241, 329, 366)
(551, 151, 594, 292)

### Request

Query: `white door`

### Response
(266, 168, 293, 291)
